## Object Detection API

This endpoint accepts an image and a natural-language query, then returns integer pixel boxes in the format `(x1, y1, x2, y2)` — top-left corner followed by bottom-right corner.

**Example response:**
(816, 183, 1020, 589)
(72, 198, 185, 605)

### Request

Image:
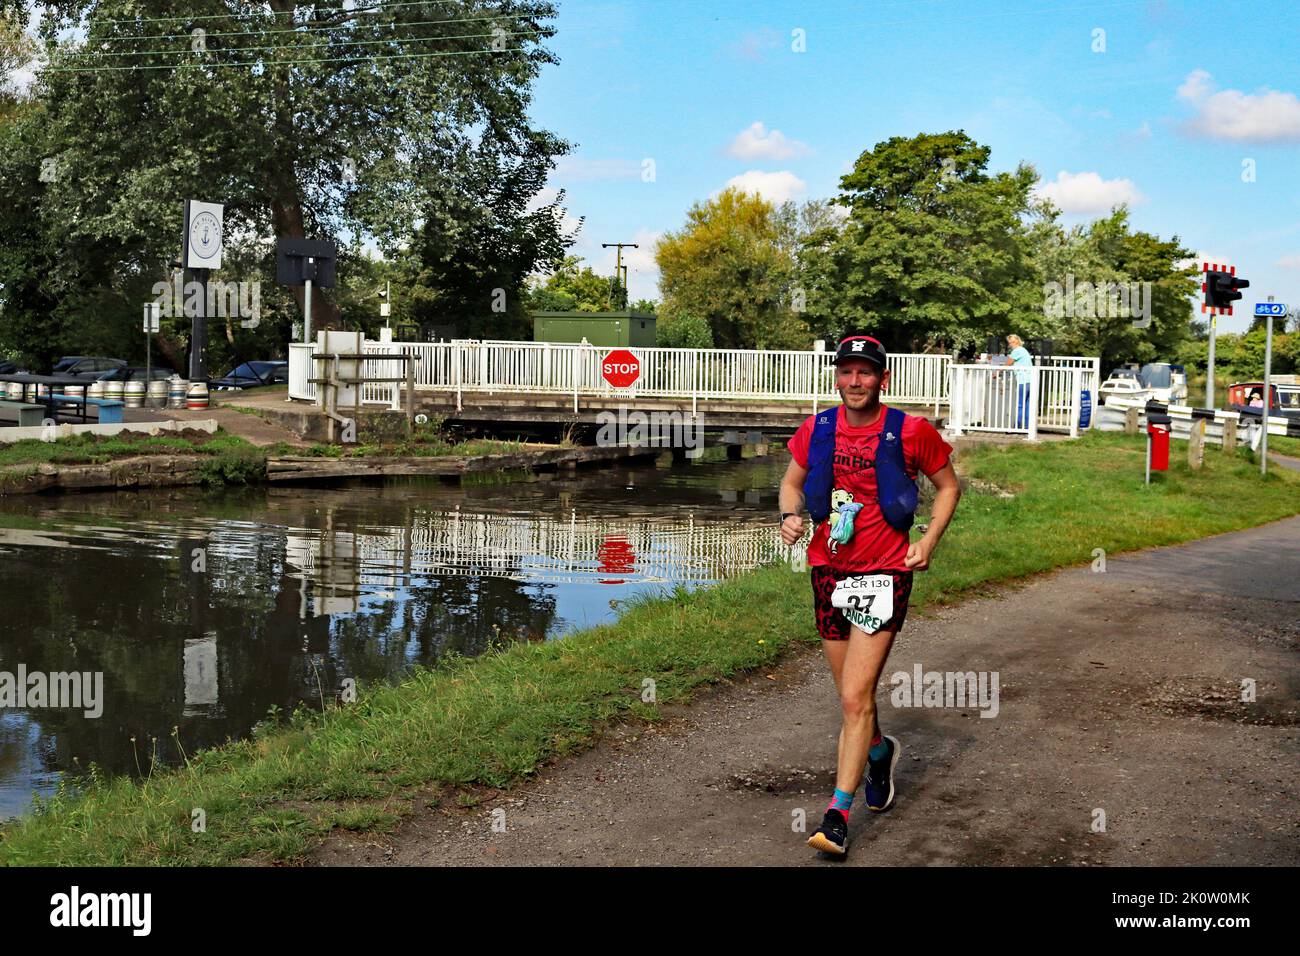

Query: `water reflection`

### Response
(0, 456, 803, 818)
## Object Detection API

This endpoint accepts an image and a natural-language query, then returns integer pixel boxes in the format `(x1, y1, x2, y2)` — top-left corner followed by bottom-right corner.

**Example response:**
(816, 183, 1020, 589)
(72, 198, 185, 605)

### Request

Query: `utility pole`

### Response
(1206, 313, 1217, 409)
(602, 242, 638, 309)
(1262, 296, 1275, 476)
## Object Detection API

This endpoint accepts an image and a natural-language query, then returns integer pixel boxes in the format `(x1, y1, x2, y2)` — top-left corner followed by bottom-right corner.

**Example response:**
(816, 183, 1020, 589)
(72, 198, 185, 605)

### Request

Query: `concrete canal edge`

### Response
(0, 454, 215, 494)
(265, 442, 688, 483)
(0, 437, 699, 495)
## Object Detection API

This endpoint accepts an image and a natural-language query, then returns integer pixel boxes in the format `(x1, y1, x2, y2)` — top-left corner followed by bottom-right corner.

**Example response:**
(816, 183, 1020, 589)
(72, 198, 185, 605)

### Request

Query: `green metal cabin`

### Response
(532, 311, 657, 348)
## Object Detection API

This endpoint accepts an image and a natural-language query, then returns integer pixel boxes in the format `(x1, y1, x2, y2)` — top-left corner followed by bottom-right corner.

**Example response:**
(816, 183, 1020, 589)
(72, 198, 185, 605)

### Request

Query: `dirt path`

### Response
(312, 517, 1300, 867)
(124, 404, 309, 448)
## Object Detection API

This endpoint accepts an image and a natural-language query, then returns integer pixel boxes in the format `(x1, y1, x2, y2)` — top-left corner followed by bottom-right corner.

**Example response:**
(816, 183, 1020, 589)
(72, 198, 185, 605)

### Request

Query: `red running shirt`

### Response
(787, 405, 954, 573)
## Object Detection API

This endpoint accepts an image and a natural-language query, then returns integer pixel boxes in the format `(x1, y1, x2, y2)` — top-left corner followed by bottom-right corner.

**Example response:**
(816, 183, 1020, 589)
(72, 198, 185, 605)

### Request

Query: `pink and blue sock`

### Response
(827, 788, 854, 816)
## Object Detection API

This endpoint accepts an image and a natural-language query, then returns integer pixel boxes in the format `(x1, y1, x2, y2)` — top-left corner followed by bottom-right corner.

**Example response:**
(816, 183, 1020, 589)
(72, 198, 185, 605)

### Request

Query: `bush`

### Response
(656, 312, 714, 349)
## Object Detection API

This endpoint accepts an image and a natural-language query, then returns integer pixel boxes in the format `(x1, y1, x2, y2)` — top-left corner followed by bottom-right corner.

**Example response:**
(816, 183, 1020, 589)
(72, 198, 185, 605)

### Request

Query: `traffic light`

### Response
(1202, 263, 1249, 315)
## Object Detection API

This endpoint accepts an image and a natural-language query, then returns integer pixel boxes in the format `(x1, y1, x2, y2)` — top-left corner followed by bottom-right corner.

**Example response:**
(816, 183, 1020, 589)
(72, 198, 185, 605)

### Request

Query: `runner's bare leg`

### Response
(824, 626, 896, 794)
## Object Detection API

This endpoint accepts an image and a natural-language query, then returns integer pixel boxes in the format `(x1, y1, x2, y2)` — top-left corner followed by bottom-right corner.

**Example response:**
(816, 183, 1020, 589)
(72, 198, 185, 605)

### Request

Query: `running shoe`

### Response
(807, 808, 849, 856)
(864, 735, 900, 812)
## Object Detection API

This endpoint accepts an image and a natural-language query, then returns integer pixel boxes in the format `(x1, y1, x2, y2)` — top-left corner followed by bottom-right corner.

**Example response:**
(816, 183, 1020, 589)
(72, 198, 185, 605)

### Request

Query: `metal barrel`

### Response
(185, 381, 210, 410)
(87, 380, 106, 400)
(147, 379, 168, 408)
(63, 384, 85, 400)
(124, 380, 146, 408)
(168, 378, 188, 409)
(103, 380, 125, 403)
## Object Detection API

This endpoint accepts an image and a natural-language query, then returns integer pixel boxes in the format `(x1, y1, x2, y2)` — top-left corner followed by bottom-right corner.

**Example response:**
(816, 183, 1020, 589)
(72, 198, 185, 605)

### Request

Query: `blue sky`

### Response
(528, 0, 1300, 333)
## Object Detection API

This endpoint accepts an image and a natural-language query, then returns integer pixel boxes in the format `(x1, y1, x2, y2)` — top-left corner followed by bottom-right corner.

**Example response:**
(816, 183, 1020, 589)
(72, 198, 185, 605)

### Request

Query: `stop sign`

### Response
(601, 349, 640, 388)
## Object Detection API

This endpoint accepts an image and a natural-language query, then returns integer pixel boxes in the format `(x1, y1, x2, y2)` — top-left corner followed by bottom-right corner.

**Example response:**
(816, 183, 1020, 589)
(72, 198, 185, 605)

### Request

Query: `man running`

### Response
(779, 332, 961, 857)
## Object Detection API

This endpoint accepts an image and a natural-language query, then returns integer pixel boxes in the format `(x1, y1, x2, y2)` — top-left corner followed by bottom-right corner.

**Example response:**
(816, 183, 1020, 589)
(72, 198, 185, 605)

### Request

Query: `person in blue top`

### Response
(1003, 334, 1033, 429)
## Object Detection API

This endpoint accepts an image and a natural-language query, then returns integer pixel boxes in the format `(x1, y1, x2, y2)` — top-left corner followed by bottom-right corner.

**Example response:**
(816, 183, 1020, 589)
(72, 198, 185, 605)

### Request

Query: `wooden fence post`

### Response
(1188, 418, 1206, 470)
(1124, 406, 1140, 434)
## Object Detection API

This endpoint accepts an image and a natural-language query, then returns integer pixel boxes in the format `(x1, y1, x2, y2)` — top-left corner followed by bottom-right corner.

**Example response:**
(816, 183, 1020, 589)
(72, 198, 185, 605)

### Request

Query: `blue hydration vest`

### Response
(803, 405, 917, 532)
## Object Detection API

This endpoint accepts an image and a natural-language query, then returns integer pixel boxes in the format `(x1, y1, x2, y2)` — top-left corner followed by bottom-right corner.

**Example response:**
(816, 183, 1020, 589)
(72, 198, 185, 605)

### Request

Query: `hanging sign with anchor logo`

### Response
(183, 200, 224, 270)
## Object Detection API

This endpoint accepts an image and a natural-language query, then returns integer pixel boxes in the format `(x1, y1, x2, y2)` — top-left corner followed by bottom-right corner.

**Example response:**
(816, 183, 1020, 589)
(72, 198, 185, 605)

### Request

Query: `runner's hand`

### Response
(780, 514, 805, 546)
(904, 538, 934, 571)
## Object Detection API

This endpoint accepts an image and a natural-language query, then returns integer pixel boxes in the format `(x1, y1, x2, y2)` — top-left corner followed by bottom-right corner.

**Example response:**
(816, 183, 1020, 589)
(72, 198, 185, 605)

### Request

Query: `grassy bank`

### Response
(0, 430, 266, 490)
(2, 431, 1297, 865)
(1265, 433, 1300, 458)
(0, 423, 565, 493)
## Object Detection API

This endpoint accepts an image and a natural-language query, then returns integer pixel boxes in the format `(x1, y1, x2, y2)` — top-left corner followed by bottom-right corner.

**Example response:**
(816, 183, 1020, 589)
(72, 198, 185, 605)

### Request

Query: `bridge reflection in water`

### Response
(287, 507, 805, 616)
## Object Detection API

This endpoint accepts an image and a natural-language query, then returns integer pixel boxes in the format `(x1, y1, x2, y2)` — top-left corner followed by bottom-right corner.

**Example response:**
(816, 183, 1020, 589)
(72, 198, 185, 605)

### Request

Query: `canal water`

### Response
(0, 454, 802, 819)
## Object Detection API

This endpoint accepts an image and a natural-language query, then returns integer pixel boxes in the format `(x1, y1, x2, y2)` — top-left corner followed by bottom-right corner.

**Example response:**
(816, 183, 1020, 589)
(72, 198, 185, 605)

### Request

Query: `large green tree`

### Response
(1032, 206, 1199, 368)
(655, 187, 811, 350)
(0, 0, 570, 369)
(800, 131, 1041, 352)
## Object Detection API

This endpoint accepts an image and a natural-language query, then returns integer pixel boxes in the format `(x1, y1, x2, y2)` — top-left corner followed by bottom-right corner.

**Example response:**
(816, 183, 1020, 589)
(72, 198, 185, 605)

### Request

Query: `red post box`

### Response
(1147, 421, 1170, 471)
(1145, 413, 1171, 485)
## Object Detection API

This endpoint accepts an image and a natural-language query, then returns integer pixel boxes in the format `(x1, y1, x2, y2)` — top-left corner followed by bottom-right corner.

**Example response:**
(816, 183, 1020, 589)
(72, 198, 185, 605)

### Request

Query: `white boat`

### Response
(1139, 363, 1187, 404)
(1099, 368, 1150, 405)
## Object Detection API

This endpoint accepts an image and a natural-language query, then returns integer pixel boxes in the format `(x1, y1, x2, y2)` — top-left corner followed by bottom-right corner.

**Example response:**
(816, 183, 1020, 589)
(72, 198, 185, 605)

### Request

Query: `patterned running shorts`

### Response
(810, 566, 914, 640)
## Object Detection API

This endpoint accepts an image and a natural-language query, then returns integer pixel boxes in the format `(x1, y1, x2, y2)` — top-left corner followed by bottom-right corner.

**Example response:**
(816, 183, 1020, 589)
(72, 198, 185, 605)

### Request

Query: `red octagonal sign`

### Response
(601, 349, 640, 388)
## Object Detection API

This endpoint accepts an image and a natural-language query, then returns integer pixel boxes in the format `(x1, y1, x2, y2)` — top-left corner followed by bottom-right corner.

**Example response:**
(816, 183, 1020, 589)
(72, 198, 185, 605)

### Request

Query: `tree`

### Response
(0, 0, 569, 366)
(523, 256, 617, 313)
(397, 146, 579, 340)
(655, 187, 809, 350)
(800, 131, 1041, 352)
(1031, 206, 1199, 368)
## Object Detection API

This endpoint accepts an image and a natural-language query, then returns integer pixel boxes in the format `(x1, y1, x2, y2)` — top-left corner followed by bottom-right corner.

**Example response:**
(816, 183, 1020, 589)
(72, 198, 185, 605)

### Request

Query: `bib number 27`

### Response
(830, 574, 894, 634)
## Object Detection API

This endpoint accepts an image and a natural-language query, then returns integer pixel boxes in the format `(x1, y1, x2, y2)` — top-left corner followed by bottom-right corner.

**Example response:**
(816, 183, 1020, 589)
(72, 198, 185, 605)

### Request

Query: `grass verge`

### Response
(1, 431, 1297, 865)
(0, 430, 266, 490)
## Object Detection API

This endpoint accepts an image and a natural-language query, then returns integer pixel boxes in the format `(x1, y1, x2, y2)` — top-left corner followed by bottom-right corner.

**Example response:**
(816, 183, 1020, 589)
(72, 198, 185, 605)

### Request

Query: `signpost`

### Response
(601, 349, 640, 389)
(182, 200, 224, 382)
(1255, 299, 1287, 476)
(276, 237, 338, 344)
(143, 302, 161, 399)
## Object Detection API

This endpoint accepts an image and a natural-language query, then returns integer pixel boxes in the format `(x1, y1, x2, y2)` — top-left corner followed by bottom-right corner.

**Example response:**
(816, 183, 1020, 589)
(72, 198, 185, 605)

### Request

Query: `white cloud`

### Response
(1034, 170, 1146, 214)
(719, 170, 807, 204)
(1275, 254, 1300, 270)
(526, 188, 583, 239)
(552, 157, 643, 181)
(725, 122, 811, 161)
(1177, 69, 1300, 143)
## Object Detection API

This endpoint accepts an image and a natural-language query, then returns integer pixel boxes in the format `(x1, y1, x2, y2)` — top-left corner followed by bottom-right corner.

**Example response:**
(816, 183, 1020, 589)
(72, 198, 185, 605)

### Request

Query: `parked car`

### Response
(94, 365, 176, 383)
(52, 356, 127, 378)
(210, 360, 289, 390)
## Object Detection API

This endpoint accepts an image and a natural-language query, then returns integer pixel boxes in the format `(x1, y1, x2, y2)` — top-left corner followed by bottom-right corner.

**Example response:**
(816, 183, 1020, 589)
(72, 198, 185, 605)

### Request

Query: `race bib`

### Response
(831, 574, 894, 634)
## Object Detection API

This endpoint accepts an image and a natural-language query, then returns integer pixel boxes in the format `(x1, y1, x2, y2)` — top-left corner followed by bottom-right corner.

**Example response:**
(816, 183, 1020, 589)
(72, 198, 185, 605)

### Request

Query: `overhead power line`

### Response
(44, 44, 531, 73)
(87, 13, 533, 44)
(86, 1, 547, 27)
(71, 27, 543, 60)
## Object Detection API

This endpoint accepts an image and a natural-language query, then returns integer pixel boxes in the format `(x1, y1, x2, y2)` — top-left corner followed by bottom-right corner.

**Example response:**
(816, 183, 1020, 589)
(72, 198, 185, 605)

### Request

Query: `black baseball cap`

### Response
(831, 332, 888, 368)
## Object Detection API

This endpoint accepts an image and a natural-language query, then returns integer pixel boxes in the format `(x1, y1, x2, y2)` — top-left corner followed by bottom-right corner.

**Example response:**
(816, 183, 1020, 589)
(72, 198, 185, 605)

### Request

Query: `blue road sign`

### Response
(1254, 302, 1287, 316)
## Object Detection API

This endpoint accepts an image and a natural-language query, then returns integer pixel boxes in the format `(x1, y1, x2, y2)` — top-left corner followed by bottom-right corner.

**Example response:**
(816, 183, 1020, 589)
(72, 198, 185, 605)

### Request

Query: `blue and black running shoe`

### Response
(864, 735, 900, 812)
(807, 808, 849, 856)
